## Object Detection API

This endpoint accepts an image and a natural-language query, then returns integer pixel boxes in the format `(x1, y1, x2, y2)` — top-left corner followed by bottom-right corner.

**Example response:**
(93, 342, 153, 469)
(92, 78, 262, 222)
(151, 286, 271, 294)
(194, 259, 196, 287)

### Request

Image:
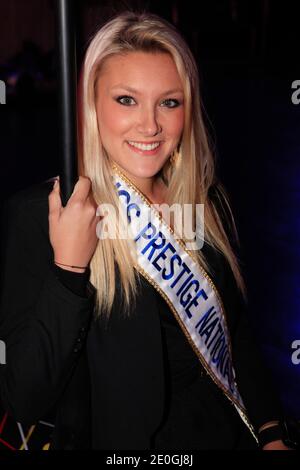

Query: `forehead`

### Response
(97, 51, 183, 92)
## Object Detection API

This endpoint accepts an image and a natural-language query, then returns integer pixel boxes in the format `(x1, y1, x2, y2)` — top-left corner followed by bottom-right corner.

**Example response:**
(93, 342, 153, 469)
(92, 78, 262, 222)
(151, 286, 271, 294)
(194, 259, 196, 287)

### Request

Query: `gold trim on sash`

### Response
(111, 162, 258, 443)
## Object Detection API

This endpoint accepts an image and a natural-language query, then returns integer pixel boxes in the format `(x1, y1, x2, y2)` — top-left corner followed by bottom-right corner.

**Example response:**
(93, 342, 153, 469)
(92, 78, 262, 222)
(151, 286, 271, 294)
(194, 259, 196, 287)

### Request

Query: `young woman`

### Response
(0, 11, 289, 450)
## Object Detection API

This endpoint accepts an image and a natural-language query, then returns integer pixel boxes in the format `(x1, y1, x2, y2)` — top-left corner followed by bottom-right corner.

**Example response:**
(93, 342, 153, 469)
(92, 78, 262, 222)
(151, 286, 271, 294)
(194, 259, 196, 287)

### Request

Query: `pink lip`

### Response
(126, 141, 162, 156)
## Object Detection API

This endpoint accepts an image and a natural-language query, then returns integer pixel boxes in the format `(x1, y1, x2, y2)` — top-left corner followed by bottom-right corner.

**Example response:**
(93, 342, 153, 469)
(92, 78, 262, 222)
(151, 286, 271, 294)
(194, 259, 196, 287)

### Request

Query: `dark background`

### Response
(0, 0, 299, 450)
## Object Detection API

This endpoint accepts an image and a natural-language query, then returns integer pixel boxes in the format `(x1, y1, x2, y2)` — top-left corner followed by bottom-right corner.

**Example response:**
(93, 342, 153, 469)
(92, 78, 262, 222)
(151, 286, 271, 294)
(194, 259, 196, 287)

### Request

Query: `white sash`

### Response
(112, 166, 257, 441)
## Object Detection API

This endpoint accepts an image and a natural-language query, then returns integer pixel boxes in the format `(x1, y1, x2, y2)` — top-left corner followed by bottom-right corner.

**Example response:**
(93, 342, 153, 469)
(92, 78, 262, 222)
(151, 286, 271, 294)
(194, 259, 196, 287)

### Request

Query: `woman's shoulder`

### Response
(6, 176, 56, 209)
(2, 176, 56, 231)
(208, 182, 236, 243)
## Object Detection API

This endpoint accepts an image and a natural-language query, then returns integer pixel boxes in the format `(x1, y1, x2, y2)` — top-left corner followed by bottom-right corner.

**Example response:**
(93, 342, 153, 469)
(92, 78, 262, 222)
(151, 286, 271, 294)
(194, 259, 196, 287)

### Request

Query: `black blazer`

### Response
(0, 179, 283, 449)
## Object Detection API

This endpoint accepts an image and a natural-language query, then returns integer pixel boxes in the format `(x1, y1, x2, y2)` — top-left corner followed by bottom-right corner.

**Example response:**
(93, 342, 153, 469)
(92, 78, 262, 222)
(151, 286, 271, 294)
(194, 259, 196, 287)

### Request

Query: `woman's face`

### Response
(95, 51, 185, 186)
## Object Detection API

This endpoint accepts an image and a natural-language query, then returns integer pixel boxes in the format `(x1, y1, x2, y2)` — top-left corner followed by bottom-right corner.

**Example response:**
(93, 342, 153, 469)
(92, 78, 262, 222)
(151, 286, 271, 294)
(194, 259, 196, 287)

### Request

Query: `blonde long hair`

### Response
(77, 11, 246, 318)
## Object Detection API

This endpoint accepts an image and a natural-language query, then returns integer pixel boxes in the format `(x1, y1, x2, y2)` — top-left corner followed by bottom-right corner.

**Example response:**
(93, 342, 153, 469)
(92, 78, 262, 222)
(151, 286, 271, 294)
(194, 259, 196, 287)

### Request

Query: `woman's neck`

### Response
(111, 162, 167, 205)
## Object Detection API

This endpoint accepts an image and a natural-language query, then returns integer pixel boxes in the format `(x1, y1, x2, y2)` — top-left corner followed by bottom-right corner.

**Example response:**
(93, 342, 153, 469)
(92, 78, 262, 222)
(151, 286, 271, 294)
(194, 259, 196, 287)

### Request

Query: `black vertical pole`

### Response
(56, 0, 78, 207)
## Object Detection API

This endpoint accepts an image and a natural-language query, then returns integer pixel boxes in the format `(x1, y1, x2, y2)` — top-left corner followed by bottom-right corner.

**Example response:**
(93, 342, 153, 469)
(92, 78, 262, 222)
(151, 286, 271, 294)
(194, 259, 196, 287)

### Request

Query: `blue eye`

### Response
(161, 99, 181, 108)
(115, 96, 182, 108)
(116, 96, 136, 106)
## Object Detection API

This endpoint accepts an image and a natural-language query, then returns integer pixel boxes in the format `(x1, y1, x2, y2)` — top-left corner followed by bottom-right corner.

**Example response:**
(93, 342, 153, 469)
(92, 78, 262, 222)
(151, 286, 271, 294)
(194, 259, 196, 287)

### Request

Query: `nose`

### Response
(136, 106, 162, 137)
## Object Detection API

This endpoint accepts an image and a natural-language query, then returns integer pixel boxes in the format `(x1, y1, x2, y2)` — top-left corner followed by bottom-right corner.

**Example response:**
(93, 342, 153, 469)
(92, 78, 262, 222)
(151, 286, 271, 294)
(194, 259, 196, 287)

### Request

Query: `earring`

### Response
(170, 145, 181, 166)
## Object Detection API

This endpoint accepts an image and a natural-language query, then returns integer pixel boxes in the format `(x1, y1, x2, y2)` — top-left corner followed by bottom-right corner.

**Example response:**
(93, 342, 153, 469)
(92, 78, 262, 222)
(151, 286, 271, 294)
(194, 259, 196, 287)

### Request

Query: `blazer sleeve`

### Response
(208, 185, 284, 430)
(53, 263, 91, 298)
(227, 270, 284, 431)
(0, 191, 96, 425)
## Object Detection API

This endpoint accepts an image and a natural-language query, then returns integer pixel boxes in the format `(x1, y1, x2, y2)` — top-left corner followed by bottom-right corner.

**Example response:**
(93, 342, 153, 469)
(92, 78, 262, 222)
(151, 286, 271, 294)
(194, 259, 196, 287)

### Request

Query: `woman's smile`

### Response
(126, 140, 163, 156)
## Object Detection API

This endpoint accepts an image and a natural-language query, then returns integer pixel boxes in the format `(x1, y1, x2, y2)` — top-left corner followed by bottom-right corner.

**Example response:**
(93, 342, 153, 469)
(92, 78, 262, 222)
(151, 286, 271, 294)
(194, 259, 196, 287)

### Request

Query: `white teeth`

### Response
(128, 141, 161, 151)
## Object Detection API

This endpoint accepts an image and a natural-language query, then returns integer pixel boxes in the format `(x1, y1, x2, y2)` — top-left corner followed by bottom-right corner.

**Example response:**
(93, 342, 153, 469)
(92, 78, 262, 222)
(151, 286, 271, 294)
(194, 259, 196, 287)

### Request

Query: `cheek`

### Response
(98, 103, 133, 136)
(163, 110, 185, 137)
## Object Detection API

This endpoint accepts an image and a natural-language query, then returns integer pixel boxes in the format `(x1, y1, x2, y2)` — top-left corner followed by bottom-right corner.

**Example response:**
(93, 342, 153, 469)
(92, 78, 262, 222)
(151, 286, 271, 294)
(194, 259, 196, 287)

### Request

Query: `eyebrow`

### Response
(110, 85, 184, 95)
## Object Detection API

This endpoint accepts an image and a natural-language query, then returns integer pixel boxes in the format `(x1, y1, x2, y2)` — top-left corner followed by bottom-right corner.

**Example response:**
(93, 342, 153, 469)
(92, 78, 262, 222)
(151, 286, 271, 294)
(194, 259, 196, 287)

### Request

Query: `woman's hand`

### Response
(48, 176, 101, 272)
(258, 421, 294, 451)
(262, 439, 292, 450)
